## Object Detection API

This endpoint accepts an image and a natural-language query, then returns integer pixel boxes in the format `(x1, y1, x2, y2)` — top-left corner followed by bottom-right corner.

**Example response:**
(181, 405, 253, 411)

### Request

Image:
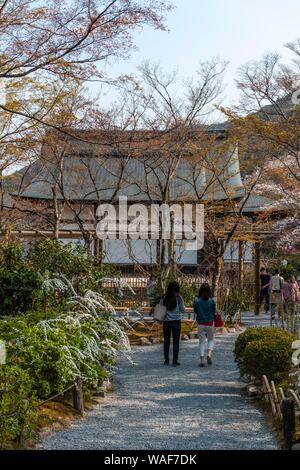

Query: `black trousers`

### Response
(163, 320, 181, 363)
(260, 288, 270, 312)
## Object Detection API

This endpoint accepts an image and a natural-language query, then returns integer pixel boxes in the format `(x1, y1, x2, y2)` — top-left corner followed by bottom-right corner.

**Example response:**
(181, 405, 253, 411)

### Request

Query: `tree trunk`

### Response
(169, 239, 176, 279)
(52, 186, 60, 240)
(169, 212, 177, 279)
(238, 240, 244, 290)
(254, 241, 261, 315)
(211, 239, 224, 299)
(211, 254, 223, 299)
(156, 239, 165, 294)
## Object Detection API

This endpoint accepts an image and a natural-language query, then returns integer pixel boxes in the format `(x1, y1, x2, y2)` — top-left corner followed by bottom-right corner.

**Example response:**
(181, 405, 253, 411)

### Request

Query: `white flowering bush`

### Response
(0, 240, 131, 446)
(244, 157, 300, 255)
(0, 276, 131, 398)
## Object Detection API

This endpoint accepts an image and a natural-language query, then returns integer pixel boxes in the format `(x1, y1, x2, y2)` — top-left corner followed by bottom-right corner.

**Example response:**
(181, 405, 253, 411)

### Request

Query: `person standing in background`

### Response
(260, 267, 271, 314)
(270, 269, 284, 321)
(161, 281, 185, 366)
(283, 275, 299, 332)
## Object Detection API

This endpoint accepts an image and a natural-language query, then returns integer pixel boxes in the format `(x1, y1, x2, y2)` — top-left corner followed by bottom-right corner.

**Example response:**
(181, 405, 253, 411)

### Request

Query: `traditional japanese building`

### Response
(3, 128, 273, 273)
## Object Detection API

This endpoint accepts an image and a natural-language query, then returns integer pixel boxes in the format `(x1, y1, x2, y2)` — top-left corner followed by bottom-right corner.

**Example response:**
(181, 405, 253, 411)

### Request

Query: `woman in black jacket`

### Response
(162, 281, 185, 366)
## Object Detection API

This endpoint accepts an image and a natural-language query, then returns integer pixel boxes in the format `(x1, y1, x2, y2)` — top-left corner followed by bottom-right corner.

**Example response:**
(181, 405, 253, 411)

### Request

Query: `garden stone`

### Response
(247, 385, 260, 397)
(151, 338, 161, 344)
(188, 332, 198, 340)
(235, 325, 243, 331)
(102, 379, 112, 391)
(140, 337, 152, 346)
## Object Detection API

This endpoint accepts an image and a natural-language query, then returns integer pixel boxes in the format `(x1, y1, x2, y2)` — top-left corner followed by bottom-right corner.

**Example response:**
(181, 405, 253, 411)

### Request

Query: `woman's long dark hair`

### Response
(163, 281, 180, 311)
(198, 283, 212, 301)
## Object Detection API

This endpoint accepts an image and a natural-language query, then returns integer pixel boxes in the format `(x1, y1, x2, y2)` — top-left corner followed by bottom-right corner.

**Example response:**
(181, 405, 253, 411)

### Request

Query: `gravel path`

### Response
(40, 314, 278, 450)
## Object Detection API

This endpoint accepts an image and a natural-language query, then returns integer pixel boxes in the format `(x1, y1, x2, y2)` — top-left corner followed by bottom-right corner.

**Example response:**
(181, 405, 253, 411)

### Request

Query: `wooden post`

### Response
(98, 239, 103, 267)
(93, 236, 103, 265)
(93, 236, 99, 257)
(254, 241, 261, 316)
(238, 240, 244, 291)
(156, 239, 160, 266)
(88, 232, 93, 256)
(94, 203, 102, 266)
(282, 398, 295, 449)
(161, 239, 166, 267)
(73, 378, 84, 416)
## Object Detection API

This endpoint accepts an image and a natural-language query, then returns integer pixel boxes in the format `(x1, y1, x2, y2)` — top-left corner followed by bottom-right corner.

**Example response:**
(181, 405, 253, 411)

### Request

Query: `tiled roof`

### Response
(240, 194, 276, 212)
(10, 145, 244, 203)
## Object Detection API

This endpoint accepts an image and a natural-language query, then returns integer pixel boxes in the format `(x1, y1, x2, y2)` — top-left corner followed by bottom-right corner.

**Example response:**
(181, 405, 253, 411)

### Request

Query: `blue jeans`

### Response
(260, 288, 270, 312)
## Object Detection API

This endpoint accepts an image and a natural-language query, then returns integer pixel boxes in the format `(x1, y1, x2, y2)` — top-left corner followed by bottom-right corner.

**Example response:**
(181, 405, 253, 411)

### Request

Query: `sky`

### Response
(97, 0, 300, 111)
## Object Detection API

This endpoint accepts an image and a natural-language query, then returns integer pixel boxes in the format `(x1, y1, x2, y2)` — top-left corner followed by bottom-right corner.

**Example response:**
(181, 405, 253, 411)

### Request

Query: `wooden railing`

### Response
(0, 378, 86, 446)
(262, 375, 300, 449)
(101, 275, 256, 305)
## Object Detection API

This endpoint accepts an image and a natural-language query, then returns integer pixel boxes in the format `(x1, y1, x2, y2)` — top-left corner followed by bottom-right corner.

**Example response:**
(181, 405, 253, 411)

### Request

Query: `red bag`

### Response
(214, 312, 224, 328)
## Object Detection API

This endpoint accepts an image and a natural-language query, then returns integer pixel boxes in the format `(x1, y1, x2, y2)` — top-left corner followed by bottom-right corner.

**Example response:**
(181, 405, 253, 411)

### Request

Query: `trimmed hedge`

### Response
(234, 327, 295, 382)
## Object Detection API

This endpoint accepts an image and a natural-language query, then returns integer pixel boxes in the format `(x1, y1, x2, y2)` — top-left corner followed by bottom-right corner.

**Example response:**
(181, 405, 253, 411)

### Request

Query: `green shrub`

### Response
(0, 240, 127, 446)
(243, 337, 293, 382)
(0, 239, 121, 316)
(0, 240, 44, 316)
(0, 239, 25, 270)
(234, 327, 294, 361)
(179, 281, 198, 307)
(27, 239, 119, 293)
(0, 365, 37, 448)
(223, 289, 250, 322)
(234, 327, 295, 382)
(0, 266, 43, 316)
(0, 314, 114, 398)
(268, 258, 298, 280)
(0, 276, 129, 399)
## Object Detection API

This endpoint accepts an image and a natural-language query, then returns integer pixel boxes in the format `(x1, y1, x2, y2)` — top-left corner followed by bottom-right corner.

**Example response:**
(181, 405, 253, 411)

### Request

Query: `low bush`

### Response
(0, 366, 37, 448)
(234, 327, 295, 382)
(234, 327, 294, 361)
(223, 289, 250, 323)
(243, 337, 294, 382)
(0, 278, 130, 399)
(1, 316, 85, 397)
(0, 314, 126, 399)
